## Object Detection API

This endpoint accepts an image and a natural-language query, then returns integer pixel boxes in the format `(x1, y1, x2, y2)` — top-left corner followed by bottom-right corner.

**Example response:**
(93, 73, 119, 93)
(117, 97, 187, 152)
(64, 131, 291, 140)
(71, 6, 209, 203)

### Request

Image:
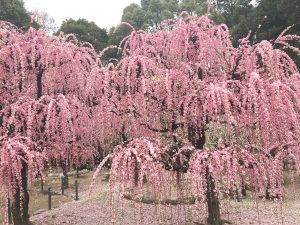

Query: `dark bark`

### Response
(206, 167, 221, 225)
(134, 160, 139, 186)
(12, 162, 30, 225)
(242, 187, 247, 197)
(188, 124, 206, 149)
(36, 70, 43, 99)
(188, 125, 221, 225)
(61, 162, 69, 189)
(76, 168, 79, 178)
(176, 170, 182, 200)
(241, 177, 247, 197)
(265, 183, 280, 200)
(11, 57, 44, 225)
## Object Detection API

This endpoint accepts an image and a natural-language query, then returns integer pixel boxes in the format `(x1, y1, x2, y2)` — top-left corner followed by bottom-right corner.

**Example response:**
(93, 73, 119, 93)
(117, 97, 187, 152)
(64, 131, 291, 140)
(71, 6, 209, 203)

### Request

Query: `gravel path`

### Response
(30, 176, 300, 225)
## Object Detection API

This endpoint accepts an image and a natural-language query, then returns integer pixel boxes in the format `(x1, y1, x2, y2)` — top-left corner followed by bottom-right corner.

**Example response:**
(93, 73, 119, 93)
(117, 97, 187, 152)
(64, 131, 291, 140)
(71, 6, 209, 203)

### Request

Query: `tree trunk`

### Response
(61, 162, 69, 189)
(206, 167, 221, 225)
(11, 61, 45, 225)
(241, 177, 247, 197)
(134, 159, 139, 186)
(12, 163, 30, 225)
(36, 69, 43, 99)
(176, 171, 182, 202)
(242, 187, 247, 197)
(188, 125, 222, 225)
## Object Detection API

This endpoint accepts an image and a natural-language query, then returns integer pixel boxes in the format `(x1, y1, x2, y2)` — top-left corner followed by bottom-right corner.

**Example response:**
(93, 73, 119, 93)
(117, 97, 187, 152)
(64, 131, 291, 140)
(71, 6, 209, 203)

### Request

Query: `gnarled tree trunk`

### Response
(206, 167, 221, 225)
(61, 161, 69, 189)
(12, 162, 30, 225)
(189, 125, 221, 225)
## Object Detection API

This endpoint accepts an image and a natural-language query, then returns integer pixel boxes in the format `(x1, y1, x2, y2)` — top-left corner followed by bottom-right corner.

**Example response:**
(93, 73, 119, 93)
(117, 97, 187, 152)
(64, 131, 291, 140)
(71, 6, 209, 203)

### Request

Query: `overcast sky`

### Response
(24, 0, 140, 29)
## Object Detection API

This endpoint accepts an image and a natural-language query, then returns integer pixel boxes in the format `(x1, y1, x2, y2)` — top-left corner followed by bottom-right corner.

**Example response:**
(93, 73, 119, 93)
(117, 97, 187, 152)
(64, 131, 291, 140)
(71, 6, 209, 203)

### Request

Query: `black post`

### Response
(242, 188, 247, 198)
(7, 197, 12, 224)
(48, 187, 51, 210)
(61, 177, 64, 195)
(241, 177, 247, 198)
(76, 168, 79, 178)
(236, 187, 242, 202)
(75, 180, 78, 201)
(41, 181, 44, 193)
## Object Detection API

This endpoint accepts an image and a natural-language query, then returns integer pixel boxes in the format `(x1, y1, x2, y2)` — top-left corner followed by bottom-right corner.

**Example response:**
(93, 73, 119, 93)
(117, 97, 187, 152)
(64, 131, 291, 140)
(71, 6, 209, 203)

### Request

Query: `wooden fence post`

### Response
(41, 180, 44, 193)
(61, 177, 64, 195)
(48, 187, 52, 210)
(75, 180, 78, 201)
(7, 197, 12, 224)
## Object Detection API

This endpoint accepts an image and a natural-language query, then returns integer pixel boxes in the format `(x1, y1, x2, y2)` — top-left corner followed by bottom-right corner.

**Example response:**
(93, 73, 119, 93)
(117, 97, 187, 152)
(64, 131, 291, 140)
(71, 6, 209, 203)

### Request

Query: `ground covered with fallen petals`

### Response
(30, 171, 300, 225)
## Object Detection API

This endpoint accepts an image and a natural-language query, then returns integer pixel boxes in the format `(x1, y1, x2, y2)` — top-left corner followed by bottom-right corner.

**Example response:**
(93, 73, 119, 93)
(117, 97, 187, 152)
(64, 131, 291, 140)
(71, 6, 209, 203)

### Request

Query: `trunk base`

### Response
(61, 162, 69, 189)
(206, 168, 221, 225)
(12, 164, 30, 225)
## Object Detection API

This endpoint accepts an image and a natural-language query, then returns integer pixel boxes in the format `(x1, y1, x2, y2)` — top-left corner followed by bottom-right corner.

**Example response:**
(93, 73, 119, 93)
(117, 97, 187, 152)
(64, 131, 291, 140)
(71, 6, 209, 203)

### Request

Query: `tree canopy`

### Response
(0, 0, 32, 29)
(122, 3, 146, 30)
(57, 18, 109, 52)
(0, 22, 98, 224)
(0, 1, 300, 225)
(34, 11, 57, 35)
(231, 0, 299, 42)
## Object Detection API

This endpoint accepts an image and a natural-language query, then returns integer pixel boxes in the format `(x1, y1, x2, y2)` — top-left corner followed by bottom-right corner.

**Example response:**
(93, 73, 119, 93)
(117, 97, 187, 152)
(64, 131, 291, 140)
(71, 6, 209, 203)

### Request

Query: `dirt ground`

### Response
(29, 170, 300, 225)
(0, 168, 99, 224)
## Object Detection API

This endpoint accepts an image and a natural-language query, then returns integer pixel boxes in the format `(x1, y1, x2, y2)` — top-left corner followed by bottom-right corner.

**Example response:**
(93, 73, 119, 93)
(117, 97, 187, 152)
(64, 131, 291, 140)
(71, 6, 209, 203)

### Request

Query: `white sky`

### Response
(24, 0, 141, 30)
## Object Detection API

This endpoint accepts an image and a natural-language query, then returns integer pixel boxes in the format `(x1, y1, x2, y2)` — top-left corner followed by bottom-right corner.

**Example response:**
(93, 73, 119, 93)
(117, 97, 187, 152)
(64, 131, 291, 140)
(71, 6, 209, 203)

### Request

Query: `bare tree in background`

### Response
(33, 10, 57, 35)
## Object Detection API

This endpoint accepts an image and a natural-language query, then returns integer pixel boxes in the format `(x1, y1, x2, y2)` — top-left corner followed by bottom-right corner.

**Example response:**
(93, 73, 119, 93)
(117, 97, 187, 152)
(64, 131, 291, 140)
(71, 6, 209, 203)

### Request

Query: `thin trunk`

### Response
(12, 64, 44, 224)
(206, 168, 221, 225)
(36, 70, 43, 99)
(12, 163, 30, 225)
(61, 162, 69, 189)
(188, 125, 221, 225)
(134, 159, 139, 186)
(242, 187, 247, 197)
(241, 177, 247, 197)
(11, 62, 43, 225)
(176, 170, 182, 202)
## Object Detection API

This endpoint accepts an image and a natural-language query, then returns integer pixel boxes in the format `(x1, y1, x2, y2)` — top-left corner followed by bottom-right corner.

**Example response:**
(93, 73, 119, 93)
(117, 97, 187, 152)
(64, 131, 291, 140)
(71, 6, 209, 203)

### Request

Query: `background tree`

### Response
(218, 0, 252, 28)
(179, 0, 225, 24)
(230, 0, 300, 42)
(0, 0, 33, 30)
(231, 0, 300, 66)
(105, 0, 181, 60)
(252, 0, 300, 41)
(122, 3, 146, 30)
(142, 0, 179, 29)
(101, 3, 148, 61)
(33, 11, 57, 35)
(179, 0, 206, 16)
(57, 18, 109, 52)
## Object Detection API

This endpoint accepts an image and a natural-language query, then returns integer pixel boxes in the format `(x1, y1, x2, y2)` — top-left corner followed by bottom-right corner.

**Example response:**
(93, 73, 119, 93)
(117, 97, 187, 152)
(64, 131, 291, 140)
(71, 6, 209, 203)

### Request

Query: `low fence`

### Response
(6, 173, 84, 224)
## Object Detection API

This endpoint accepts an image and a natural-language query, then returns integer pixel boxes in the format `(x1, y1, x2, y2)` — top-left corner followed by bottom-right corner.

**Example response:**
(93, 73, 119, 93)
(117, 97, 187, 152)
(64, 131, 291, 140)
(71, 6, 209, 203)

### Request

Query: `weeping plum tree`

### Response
(0, 21, 98, 224)
(0, 136, 44, 225)
(90, 10, 300, 225)
(0, 21, 101, 105)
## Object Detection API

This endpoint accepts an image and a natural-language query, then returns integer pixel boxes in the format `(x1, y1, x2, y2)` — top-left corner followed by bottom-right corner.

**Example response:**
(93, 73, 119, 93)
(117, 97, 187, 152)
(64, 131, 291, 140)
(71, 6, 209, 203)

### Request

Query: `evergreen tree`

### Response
(0, 0, 31, 29)
(57, 18, 109, 52)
